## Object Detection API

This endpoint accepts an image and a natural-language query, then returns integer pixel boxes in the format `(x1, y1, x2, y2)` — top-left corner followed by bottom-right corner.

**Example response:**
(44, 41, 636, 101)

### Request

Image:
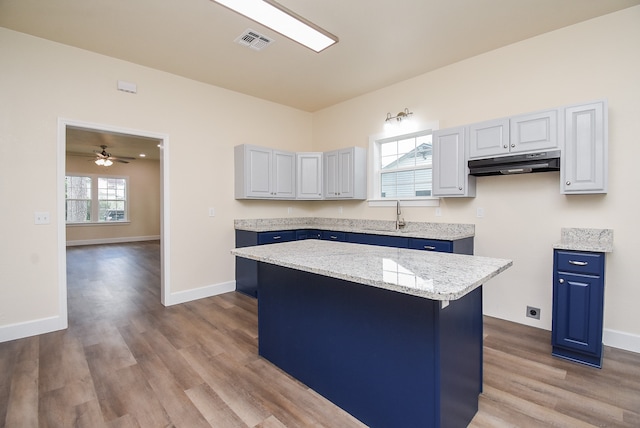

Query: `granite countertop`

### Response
(234, 217, 475, 241)
(231, 240, 512, 301)
(553, 228, 614, 253)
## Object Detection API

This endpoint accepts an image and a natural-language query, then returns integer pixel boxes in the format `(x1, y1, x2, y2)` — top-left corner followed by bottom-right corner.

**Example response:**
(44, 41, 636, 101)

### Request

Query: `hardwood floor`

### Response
(1, 241, 639, 427)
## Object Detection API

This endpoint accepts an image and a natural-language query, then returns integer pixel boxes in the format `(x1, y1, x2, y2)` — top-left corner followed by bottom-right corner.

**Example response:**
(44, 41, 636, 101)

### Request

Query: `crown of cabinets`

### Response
(235, 145, 367, 200)
(431, 100, 607, 197)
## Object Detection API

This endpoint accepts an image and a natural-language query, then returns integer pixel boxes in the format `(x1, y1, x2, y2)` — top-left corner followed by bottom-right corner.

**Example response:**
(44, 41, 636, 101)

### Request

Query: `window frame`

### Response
(65, 173, 130, 225)
(368, 127, 440, 207)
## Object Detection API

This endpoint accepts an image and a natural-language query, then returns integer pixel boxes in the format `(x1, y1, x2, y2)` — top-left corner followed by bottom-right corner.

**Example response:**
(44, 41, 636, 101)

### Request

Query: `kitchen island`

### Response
(232, 240, 512, 428)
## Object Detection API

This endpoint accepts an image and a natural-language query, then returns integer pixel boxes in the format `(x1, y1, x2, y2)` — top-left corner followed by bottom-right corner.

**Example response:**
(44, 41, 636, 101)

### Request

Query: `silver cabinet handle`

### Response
(423, 246, 436, 250)
(503, 144, 508, 148)
(569, 260, 588, 266)
(272, 236, 281, 240)
(330, 235, 338, 240)
(566, 181, 571, 185)
(511, 143, 516, 148)
(559, 278, 565, 284)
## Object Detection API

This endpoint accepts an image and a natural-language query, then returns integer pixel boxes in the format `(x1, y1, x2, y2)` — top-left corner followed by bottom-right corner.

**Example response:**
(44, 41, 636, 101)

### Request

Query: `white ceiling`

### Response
(2, 0, 639, 113)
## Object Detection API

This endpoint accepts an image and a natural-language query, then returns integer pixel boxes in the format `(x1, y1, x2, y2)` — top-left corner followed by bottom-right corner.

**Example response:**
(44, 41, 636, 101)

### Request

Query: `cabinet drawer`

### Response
(555, 250, 603, 276)
(258, 231, 296, 244)
(321, 231, 346, 242)
(408, 238, 453, 253)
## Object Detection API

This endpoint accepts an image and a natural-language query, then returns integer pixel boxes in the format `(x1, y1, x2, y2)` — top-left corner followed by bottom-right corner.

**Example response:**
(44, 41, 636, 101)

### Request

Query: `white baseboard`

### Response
(66, 235, 161, 246)
(0, 315, 67, 343)
(604, 328, 640, 354)
(166, 281, 236, 306)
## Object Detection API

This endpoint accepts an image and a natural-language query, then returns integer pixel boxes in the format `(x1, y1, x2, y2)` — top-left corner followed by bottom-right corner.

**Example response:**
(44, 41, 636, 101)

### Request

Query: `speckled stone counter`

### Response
(234, 217, 474, 240)
(553, 227, 614, 253)
(231, 239, 511, 300)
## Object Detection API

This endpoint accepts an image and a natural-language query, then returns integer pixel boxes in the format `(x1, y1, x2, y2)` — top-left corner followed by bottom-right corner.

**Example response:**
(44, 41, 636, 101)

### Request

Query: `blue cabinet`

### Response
(235, 230, 297, 297)
(296, 229, 322, 240)
(347, 232, 408, 248)
(552, 250, 605, 368)
(321, 231, 347, 242)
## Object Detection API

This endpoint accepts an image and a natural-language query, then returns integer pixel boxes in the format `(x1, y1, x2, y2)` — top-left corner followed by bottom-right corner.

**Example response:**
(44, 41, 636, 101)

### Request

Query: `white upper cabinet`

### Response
(323, 147, 367, 199)
(468, 109, 558, 159)
(296, 152, 323, 199)
(235, 144, 295, 199)
(469, 118, 510, 159)
(561, 100, 608, 194)
(433, 127, 476, 197)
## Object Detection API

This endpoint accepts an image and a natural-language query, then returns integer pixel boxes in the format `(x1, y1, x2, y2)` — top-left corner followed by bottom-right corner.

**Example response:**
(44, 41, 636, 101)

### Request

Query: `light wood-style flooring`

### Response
(1, 241, 639, 427)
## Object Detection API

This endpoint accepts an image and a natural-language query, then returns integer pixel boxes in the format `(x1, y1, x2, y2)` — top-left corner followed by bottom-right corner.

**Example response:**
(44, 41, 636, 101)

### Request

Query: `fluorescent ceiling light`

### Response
(212, 0, 338, 52)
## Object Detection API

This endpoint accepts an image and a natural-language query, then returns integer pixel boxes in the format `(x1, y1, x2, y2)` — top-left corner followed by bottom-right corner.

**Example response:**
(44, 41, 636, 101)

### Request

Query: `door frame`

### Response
(57, 118, 171, 326)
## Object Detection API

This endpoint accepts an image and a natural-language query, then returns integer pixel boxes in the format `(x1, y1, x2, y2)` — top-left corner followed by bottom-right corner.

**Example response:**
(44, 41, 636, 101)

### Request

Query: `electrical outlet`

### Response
(476, 207, 484, 218)
(208, 207, 215, 217)
(435, 208, 442, 217)
(287, 207, 293, 215)
(526, 306, 540, 320)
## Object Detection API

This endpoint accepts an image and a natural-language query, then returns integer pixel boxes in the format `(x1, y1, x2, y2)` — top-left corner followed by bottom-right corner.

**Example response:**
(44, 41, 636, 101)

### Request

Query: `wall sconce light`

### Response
(385, 108, 413, 123)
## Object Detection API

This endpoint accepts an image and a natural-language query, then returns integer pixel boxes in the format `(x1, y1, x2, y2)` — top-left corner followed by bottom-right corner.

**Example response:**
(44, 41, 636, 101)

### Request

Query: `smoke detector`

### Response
(235, 29, 274, 51)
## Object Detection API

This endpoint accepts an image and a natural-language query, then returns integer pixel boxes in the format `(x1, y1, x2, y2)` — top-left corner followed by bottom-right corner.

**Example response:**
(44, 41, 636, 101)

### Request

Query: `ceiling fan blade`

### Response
(114, 159, 130, 164)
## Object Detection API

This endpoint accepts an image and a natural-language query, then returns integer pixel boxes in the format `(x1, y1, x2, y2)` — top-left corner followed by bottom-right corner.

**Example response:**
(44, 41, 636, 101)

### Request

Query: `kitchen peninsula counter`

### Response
(232, 240, 512, 427)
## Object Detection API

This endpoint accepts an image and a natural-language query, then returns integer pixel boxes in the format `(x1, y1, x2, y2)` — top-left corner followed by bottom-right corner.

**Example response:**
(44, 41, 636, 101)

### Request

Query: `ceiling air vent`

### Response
(235, 29, 273, 51)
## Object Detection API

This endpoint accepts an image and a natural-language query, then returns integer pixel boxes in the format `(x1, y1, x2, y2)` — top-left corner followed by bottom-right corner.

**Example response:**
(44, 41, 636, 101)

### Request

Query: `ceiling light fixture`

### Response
(95, 158, 113, 167)
(386, 108, 414, 123)
(211, 0, 338, 52)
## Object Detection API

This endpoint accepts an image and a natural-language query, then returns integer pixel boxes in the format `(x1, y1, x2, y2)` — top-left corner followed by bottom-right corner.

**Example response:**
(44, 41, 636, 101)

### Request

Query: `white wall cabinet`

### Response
(432, 127, 476, 197)
(323, 147, 367, 199)
(296, 152, 323, 199)
(561, 100, 608, 194)
(468, 109, 558, 159)
(234, 144, 296, 199)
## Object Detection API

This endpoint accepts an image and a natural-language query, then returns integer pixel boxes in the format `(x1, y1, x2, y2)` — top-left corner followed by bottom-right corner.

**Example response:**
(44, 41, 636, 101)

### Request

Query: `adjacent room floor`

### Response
(0, 241, 638, 427)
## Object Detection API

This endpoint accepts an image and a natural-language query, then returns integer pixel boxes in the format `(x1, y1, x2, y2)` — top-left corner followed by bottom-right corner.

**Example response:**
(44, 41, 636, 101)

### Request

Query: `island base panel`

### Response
(258, 262, 482, 428)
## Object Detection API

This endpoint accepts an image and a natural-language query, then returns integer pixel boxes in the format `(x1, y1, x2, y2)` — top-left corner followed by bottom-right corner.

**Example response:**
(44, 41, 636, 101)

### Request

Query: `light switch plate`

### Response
(34, 211, 50, 224)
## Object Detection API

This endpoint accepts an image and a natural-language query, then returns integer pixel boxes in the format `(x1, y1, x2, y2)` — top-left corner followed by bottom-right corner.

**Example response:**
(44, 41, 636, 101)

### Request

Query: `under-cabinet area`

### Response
(234, 144, 367, 200)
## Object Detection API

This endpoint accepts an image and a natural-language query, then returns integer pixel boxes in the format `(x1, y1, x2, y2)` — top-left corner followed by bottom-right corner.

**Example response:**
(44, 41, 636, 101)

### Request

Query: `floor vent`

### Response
(235, 29, 273, 51)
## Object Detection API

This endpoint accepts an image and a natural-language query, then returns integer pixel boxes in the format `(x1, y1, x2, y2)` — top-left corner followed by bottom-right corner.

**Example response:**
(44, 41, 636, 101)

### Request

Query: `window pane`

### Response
(66, 200, 91, 222)
(376, 130, 433, 199)
(98, 177, 127, 222)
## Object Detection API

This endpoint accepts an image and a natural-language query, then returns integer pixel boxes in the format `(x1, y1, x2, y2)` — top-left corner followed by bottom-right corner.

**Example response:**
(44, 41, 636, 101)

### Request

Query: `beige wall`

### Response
(0, 26, 314, 335)
(1, 6, 639, 349)
(312, 7, 640, 345)
(65, 155, 161, 243)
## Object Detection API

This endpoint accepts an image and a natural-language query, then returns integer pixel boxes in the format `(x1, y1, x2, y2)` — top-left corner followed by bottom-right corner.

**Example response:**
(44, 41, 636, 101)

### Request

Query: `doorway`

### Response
(58, 119, 170, 328)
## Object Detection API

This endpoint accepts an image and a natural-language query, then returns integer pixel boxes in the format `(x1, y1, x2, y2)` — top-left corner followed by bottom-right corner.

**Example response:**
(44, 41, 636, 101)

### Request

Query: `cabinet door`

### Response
(338, 149, 354, 198)
(510, 109, 558, 153)
(468, 118, 510, 159)
(245, 146, 273, 198)
(272, 150, 296, 198)
(561, 101, 607, 194)
(432, 127, 475, 197)
(296, 153, 323, 199)
(323, 150, 339, 198)
(552, 271, 603, 356)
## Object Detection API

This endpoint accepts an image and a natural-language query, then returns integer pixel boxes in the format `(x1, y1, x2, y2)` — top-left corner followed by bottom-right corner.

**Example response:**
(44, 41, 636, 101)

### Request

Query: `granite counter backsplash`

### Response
(554, 227, 613, 253)
(234, 217, 475, 241)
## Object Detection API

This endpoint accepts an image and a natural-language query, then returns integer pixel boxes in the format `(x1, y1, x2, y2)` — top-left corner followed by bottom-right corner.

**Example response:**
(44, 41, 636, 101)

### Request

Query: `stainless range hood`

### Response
(468, 150, 560, 176)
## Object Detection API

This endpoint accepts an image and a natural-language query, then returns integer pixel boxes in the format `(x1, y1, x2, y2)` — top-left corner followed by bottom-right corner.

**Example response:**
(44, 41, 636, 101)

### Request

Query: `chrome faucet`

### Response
(396, 200, 406, 230)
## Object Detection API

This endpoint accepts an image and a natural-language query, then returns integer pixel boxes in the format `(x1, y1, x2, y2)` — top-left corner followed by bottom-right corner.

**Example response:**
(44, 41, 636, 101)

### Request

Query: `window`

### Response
(65, 174, 128, 223)
(372, 130, 433, 200)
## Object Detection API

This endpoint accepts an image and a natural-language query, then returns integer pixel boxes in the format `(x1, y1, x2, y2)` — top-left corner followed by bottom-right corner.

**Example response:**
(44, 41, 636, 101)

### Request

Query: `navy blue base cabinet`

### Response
(552, 250, 605, 368)
(258, 262, 483, 428)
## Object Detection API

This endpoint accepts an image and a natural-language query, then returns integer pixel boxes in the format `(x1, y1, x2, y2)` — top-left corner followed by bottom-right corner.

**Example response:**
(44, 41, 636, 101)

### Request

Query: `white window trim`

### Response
(368, 122, 440, 207)
(65, 173, 130, 225)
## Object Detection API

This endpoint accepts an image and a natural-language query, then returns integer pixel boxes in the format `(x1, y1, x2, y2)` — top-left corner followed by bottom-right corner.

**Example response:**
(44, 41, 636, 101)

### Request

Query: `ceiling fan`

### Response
(92, 145, 135, 166)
